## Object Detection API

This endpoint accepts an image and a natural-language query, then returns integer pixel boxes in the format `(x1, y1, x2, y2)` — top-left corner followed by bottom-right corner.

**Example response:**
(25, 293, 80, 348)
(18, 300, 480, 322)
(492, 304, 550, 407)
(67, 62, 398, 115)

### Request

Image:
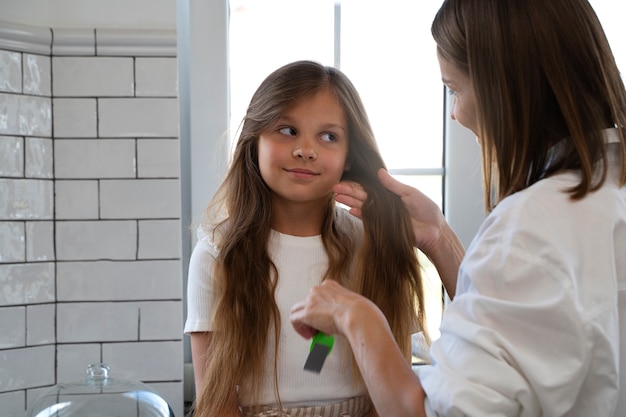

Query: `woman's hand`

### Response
(334, 168, 464, 297)
(290, 280, 367, 339)
(334, 168, 447, 254)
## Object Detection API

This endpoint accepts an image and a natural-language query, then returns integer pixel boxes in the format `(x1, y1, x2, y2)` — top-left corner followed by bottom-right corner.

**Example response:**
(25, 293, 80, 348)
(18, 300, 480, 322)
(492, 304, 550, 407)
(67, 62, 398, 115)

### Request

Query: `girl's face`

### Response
(437, 52, 479, 139)
(258, 87, 350, 206)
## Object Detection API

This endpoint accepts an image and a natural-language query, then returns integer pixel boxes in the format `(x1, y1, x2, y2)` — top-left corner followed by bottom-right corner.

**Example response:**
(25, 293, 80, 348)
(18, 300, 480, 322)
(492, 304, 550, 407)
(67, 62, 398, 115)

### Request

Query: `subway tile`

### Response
(52, 28, 96, 56)
(0, 391, 25, 417)
(55, 180, 99, 220)
(0, 178, 53, 220)
(137, 138, 180, 178)
(26, 303, 55, 346)
(57, 302, 139, 343)
(148, 381, 184, 417)
(0, 221, 25, 263)
(0, 262, 55, 306)
(0, 93, 51, 136)
(139, 301, 183, 340)
(0, 50, 22, 93)
(53, 57, 134, 97)
(56, 344, 102, 382)
(53, 98, 97, 138)
(27, 386, 55, 414)
(102, 341, 183, 381)
(26, 221, 54, 261)
(57, 260, 182, 301)
(0, 135, 24, 177)
(0, 345, 55, 391)
(25, 137, 53, 178)
(99, 98, 179, 137)
(100, 179, 180, 219)
(0, 306, 26, 348)
(54, 139, 136, 179)
(138, 220, 181, 259)
(23, 54, 51, 96)
(55, 220, 137, 261)
(135, 58, 178, 97)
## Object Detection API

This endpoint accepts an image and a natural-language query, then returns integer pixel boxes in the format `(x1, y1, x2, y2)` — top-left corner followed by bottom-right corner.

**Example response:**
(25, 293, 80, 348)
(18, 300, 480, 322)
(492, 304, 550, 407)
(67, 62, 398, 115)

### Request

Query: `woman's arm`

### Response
(290, 280, 428, 417)
(334, 168, 464, 298)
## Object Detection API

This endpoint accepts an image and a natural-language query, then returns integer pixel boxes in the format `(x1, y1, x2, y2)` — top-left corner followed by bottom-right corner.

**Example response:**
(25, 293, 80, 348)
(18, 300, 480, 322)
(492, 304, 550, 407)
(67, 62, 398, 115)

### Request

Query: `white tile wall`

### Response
(56, 260, 182, 301)
(0, 94, 52, 136)
(0, 50, 22, 92)
(56, 220, 137, 260)
(0, 21, 183, 417)
(55, 180, 100, 219)
(137, 138, 180, 178)
(26, 303, 55, 345)
(53, 98, 97, 137)
(0, 136, 24, 176)
(0, 221, 25, 263)
(54, 139, 137, 178)
(25, 220, 54, 261)
(0, 306, 26, 348)
(99, 98, 179, 137)
(100, 179, 181, 218)
(0, 263, 55, 305)
(53, 57, 135, 97)
(23, 54, 51, 96)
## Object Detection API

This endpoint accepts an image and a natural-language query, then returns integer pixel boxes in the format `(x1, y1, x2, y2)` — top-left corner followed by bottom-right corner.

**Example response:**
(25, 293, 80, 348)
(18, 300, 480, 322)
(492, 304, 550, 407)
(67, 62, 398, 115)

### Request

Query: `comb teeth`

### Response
(303, 343, 331, 373)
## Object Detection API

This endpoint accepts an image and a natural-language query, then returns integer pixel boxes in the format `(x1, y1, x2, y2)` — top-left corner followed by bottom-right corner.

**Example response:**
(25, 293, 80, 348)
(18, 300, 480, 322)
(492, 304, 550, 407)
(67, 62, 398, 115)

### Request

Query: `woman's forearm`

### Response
(341, 298, 428, 417)
(424, 223, 464, 299)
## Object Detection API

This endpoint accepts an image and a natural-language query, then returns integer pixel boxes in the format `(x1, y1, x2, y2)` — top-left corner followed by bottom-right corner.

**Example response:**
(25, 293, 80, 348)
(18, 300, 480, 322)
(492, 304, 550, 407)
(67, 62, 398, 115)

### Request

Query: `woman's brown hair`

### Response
(194, 60, 427, 417)
(432, 0, 626, 211)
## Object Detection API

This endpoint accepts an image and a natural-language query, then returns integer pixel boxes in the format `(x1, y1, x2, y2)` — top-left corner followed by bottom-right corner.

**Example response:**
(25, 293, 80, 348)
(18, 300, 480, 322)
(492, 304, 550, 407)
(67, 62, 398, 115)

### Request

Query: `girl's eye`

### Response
(447, 87, 458, 97)
(321, 132, 337, 142)
(279, 127, 296, 136)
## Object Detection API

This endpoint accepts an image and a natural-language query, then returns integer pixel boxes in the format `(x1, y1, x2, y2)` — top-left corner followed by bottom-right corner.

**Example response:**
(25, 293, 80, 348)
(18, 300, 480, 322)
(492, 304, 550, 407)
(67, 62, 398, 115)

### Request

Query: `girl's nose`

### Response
(293, 138, 317, 160)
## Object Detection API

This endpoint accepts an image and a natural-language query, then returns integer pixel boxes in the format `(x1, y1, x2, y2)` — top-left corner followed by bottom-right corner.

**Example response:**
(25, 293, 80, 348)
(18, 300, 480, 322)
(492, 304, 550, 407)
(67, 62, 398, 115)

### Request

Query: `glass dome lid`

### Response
(26, 363, 174, 417)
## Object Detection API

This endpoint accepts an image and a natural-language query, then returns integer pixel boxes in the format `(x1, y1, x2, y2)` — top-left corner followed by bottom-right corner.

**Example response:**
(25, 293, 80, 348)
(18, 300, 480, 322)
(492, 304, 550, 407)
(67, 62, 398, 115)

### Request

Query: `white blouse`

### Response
(419, 129, 626, 416)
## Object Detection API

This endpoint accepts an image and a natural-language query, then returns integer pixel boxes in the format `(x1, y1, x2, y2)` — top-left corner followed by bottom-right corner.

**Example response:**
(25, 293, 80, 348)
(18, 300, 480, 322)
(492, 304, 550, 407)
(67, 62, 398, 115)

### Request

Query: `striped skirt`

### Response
(241, 395, 372, 417)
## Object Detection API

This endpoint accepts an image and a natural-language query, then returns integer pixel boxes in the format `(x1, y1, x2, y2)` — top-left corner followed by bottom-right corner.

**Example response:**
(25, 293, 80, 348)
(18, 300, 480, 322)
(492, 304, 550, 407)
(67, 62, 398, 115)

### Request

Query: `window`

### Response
(229, 0, 446, 345)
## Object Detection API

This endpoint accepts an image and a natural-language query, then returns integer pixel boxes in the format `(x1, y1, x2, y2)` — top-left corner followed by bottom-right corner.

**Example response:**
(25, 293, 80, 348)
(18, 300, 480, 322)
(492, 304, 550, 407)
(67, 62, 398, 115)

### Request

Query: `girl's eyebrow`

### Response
(277, 116, 347, 134)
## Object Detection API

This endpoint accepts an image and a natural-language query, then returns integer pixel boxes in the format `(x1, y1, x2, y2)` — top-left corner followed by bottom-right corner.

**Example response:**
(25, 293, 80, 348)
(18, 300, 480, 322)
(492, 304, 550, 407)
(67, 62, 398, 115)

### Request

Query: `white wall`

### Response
(0, 0, 176, 29)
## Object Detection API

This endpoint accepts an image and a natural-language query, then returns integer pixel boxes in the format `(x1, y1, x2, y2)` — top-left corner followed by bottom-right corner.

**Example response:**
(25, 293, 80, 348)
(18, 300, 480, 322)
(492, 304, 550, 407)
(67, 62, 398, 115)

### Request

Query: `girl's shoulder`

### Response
(194, 224, 220, 258)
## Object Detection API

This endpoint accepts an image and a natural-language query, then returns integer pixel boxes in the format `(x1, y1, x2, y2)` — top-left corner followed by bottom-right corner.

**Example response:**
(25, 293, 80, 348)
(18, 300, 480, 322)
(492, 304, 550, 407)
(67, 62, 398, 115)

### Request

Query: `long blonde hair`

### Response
(194, 60, 426, 417)
(432, 0, 626, 211)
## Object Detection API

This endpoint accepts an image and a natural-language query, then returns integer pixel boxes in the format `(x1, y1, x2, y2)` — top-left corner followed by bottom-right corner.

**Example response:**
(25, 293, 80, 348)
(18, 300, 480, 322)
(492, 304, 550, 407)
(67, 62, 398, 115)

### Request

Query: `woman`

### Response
(290, 0, 626, 416)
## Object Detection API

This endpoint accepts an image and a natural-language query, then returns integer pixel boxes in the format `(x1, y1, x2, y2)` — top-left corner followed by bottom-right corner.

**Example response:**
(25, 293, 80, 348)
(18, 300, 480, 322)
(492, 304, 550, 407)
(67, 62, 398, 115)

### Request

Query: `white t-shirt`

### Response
(184, 207, 367, 408)
(419, 129, 626, 416)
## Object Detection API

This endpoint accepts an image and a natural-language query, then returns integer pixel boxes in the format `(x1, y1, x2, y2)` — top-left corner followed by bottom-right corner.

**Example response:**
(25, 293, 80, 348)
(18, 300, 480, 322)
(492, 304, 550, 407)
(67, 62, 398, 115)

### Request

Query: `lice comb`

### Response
(303, 332, 334, 373)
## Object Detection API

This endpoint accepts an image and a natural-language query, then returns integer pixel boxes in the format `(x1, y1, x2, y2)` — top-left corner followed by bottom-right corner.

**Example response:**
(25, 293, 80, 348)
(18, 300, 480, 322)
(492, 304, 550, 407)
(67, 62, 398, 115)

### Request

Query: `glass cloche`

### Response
(26, 363, 174, 417)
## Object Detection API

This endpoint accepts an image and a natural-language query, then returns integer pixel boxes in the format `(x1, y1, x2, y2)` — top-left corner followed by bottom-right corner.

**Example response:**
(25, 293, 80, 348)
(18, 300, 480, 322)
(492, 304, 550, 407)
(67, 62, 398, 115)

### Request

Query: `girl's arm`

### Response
(190, 331, 212, 398)
(190, 332, 242, 417)
(290, 280, 427, 417)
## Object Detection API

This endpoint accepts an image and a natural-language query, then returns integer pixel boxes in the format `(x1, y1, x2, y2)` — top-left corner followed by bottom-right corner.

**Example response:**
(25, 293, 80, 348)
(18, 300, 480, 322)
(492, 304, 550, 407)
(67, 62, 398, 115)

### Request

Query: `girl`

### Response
(290, 0, 626, 416)
(185, 60, 428, 417)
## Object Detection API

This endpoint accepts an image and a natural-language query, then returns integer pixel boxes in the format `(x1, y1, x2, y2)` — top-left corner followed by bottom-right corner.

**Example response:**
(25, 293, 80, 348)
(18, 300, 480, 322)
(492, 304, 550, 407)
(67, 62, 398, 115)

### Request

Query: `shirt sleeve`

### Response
(419, 238, 590, 417)
(183, 231, 219, 334)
